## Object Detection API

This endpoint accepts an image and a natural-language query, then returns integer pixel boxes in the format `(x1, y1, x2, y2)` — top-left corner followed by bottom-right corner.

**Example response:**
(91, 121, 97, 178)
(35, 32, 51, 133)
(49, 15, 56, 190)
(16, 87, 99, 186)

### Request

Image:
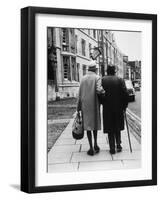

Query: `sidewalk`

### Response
(48, 115, 141, 173)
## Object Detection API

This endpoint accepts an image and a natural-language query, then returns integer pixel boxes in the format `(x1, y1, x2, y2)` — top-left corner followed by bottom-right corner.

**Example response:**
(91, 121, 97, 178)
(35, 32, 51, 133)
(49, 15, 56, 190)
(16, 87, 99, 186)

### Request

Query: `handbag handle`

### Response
(76, 111, 82, 123)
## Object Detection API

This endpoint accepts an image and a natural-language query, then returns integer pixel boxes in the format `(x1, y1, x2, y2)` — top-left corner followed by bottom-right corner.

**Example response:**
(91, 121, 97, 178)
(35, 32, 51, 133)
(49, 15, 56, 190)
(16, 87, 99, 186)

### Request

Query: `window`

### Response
(70, 28, 74, 35)
(93, 30, 96, 39)
(47, 27, 56, 48)
(70, 29, 76, 54)
(88, 29, 90, 35)
(83, 65, 87, 75)
(63, 56, 71, 80)
(47, 28, 52, 48)
(62, 28, 68, 43)
(89, 43, 91, 58)
(81, 39, 86, 56)
(71, 57, 77, 81)
(62, 28, 69, 51)
(108, 44, 111, 59)
(76, 63, 80, 82)
(111, 46, 115, 63)
(48, 50, 55, 81)
(75, 35, 78, 53)
(98, 31, 102, 41)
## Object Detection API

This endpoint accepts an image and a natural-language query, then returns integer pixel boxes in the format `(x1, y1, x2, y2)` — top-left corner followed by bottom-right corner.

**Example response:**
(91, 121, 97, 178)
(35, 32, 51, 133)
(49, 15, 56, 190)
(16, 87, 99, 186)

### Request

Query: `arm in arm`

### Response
(96, 76, 105, 95)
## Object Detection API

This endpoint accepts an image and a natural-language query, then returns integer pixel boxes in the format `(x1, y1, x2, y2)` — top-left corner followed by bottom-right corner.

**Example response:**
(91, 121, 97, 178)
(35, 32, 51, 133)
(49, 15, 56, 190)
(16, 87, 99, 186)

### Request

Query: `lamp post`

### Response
(101, 30, 105, 76)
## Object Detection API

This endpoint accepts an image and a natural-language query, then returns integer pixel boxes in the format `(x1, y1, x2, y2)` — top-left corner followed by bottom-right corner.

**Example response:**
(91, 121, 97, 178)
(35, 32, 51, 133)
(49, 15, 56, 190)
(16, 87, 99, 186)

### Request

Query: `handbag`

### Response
(72, 112, 84, 140)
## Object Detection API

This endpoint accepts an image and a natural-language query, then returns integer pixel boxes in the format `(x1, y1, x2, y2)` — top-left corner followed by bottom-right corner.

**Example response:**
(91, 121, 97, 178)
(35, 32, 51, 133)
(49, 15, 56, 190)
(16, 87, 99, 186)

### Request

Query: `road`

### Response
(128, 91, 141, 118)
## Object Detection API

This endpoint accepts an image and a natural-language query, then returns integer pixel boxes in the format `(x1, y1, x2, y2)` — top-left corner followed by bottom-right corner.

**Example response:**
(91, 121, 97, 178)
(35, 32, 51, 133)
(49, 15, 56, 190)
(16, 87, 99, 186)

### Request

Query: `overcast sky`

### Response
(112, 31, 142, 61)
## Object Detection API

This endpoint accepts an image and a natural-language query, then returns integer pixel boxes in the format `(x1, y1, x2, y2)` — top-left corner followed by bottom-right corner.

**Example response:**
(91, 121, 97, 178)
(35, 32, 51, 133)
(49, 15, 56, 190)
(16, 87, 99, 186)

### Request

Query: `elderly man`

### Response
(77, 61, 105, 156)
(102, 65, 129, 154)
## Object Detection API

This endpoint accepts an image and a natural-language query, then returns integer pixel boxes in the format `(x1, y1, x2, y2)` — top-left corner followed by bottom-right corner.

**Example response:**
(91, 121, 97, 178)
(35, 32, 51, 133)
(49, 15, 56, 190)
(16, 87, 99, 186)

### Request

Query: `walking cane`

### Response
(124, 112, 132, 153)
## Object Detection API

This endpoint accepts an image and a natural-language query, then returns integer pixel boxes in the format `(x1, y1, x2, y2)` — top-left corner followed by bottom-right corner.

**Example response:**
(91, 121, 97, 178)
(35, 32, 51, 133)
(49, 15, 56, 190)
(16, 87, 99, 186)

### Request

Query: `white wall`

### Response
(0, 0, 160, 199)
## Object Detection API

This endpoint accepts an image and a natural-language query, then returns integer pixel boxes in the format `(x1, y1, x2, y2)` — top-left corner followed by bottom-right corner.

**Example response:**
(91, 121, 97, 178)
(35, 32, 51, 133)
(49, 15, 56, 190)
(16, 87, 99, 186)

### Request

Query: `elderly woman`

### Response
(77, 61, 105, 156)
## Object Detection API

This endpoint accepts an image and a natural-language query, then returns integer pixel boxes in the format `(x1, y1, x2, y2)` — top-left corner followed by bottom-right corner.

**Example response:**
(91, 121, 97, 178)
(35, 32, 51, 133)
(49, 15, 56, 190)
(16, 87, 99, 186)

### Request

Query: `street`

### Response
(128, 91, 141, 118)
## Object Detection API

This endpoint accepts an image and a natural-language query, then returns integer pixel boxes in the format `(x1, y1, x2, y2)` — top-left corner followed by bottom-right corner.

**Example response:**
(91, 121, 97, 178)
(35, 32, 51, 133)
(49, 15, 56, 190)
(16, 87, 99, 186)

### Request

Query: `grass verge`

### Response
(48, 98, 77, 152)
(48, 122, 69, 152)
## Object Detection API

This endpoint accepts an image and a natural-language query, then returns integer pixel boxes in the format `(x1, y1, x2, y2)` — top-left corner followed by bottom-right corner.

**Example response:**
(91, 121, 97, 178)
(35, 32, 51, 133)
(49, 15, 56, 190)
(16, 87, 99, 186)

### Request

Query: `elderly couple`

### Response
(77, 61, 129, 156)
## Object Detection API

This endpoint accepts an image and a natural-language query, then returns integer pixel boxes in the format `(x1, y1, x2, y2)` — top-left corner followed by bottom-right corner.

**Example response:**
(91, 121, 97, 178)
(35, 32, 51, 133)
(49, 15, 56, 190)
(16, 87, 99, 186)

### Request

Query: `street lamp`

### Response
(90, 47, 102, 60)
(89, 46, 103, 75)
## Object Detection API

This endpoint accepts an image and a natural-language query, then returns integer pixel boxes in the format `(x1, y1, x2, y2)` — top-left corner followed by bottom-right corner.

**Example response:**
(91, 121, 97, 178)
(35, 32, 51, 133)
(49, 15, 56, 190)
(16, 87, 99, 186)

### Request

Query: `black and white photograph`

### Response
(20, 6, 157, 193)
(47, 27, 141, 173)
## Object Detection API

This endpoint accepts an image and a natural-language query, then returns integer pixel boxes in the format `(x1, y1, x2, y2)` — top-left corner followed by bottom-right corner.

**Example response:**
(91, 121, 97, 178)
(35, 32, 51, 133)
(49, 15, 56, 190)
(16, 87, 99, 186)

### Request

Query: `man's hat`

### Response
(88, 60, 98, 70)
(107, 65, 116, 75)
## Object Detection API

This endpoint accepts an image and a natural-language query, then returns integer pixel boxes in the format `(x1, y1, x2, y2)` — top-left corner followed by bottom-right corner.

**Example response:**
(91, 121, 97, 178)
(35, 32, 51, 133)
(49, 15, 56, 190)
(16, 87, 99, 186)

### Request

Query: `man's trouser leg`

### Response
(93, 130, 100, 153)
(108, 132, 115, 153)
(115, 131, 122, 152)
(115, 131, 121, 146)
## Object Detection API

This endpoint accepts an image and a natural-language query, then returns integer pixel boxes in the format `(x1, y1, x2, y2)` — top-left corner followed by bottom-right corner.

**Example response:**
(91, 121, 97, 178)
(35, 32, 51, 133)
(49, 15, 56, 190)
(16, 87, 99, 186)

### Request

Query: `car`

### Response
(134, 82, 140, 91)
(133, 80, 141, 91)
(125, 80, 135, 102)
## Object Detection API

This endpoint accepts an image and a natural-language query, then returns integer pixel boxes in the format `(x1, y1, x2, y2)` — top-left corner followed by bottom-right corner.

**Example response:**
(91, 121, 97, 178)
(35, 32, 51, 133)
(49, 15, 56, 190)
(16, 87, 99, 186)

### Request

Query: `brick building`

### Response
(47, 28, 127, 101)
(97, 30, 124, 78)
(128, 60, 141, 84)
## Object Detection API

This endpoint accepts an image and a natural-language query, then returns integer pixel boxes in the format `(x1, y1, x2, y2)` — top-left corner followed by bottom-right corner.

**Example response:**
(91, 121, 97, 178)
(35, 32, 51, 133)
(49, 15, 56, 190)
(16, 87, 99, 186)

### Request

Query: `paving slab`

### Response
(78, 160, 124, 171)
(59, 132, 74, 139)
(122, 160, 141, 169)
(71, 151, 112, 163)
(112, 150, 141, 161)
(54, 138, 76, 145)
(76, 137, 108, 145)
(121, 140, 141, 150)
(81, 143, 110, 152)
(48, 152, 72, 164)
(49, 144, 81, 154)
(48, 163, 78, 173)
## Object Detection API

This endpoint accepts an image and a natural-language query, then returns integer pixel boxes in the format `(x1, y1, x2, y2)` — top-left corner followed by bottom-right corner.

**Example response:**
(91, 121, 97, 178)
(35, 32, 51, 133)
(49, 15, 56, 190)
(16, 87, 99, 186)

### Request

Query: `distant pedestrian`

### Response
(102, 65, 129, 154)
(77, 61, 105, 156)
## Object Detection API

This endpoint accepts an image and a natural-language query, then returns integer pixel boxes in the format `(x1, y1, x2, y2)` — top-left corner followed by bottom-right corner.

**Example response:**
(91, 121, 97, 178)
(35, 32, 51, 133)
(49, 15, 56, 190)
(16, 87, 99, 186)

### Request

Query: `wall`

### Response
(0, 0, 160, 200)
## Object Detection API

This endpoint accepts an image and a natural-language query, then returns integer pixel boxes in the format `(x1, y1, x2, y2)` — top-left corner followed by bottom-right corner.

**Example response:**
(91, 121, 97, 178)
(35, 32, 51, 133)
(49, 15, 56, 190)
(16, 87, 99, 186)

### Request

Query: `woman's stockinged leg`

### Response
(87, 131, 93, 149)
(93, 130, 100, 153)
(87, 131, 94, 156)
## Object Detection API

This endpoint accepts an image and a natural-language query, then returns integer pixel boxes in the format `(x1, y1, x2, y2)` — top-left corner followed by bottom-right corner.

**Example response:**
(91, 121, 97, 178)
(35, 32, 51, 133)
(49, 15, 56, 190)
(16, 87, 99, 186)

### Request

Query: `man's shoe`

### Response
(117, 145, 122, 152)
(94, 145, 100, 153)
(87, 148, 94, 156)
(110, 149, 116, 154)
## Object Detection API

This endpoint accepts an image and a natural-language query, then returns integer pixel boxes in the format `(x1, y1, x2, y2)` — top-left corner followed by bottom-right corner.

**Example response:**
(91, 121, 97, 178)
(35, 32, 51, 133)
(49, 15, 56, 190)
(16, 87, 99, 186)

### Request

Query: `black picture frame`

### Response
(21, 6, 157, 193)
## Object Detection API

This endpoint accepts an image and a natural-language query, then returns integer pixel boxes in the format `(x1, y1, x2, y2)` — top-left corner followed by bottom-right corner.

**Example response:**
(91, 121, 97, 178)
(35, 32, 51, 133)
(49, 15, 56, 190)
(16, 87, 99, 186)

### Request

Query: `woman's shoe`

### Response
(94, 145, 100, 153)
(87, 149, 94, 156)
(117, 145, 122, 152)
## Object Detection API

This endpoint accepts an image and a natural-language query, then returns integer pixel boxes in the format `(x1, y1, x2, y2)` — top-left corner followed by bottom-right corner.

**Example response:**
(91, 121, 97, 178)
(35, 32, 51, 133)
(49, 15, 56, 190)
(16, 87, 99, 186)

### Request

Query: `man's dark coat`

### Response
(102, 75, 129, 133)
